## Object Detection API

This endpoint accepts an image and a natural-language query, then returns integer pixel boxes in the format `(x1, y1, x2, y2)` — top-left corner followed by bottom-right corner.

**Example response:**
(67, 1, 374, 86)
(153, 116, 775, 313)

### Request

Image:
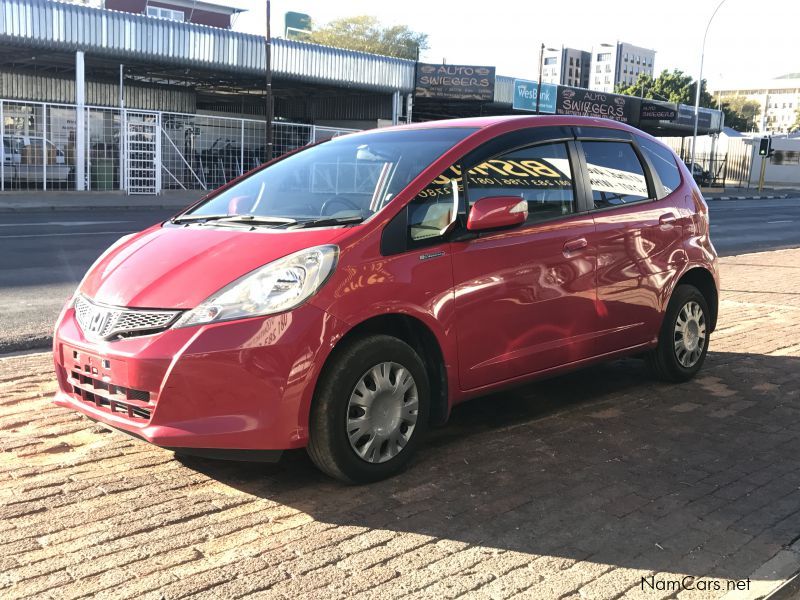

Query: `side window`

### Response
(408, 165, 461, 242)
(582, 141, 651, 208)
(637, 137, 682, 195)
(466, 142, 575, 224)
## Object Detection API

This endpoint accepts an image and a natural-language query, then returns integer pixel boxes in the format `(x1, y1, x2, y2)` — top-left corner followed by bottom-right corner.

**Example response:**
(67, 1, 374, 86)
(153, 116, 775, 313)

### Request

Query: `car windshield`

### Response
(181, 127, 476, 224)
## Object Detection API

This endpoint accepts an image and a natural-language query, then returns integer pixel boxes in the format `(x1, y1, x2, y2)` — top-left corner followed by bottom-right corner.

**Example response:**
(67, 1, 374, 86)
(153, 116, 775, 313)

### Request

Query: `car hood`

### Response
(79, 224, 348, 309)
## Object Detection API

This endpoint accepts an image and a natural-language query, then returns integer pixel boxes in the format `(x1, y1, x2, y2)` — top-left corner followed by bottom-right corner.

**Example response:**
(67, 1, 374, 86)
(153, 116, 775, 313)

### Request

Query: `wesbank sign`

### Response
(512, 79, 557, 114)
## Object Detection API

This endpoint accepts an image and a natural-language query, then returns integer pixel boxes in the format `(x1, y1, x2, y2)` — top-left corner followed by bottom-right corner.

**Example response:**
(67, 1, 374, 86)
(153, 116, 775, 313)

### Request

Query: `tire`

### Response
(646, 284, 711, 382)
(307, 334, 430, 484)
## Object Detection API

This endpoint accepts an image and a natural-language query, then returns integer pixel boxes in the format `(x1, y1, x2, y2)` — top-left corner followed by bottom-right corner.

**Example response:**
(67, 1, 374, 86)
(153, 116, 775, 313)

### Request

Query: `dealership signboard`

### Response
(555, 87, 641, 124)
(512, 79, 557, 114)
(640, 100, 678, 122)
(415, 63, 496, 101)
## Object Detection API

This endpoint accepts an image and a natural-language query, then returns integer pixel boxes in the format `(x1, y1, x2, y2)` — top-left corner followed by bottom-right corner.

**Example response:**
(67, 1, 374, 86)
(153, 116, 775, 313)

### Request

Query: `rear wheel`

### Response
(307, 335, 430, 483)
(646, 284, 710, 382)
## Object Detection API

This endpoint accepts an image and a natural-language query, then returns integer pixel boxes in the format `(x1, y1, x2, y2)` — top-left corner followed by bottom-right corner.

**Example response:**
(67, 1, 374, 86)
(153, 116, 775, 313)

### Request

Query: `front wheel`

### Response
(307, 335, 430, 483)
(646, 284, 711, 382)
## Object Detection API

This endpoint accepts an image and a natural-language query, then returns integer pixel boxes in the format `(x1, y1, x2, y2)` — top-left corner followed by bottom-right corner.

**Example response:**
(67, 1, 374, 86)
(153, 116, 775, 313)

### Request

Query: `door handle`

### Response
(659, 213, 677, 226)
(563, 237, 588, 256)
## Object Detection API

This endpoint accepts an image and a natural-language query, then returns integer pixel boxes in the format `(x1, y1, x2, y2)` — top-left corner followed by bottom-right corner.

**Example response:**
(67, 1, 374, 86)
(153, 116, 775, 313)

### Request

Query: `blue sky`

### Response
(231, 0, 799, 90)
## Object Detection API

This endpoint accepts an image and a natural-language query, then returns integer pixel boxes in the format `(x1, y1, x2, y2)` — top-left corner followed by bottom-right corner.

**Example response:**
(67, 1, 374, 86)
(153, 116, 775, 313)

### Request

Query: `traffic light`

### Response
(758, 137, 770, 156)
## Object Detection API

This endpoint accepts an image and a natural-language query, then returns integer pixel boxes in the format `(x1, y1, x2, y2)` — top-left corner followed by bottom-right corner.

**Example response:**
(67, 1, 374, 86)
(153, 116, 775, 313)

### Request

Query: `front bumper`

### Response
(53, 302, 348, 451)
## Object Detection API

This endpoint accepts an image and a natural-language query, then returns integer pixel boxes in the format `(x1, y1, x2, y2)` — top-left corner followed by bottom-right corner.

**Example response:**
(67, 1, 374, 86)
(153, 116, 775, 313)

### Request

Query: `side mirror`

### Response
(467, 196, 528, 232)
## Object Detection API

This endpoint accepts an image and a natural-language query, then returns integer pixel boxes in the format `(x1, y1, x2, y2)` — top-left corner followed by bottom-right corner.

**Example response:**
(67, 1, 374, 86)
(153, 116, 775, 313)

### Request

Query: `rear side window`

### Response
(466, 142, 575, 223)
(638, 137, 682, 195)
(582, 141, 650, 208)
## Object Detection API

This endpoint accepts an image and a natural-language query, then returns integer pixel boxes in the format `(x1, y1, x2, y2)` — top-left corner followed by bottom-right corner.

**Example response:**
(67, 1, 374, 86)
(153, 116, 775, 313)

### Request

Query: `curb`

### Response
(0, 336, 52, 356)
(721, 539, 800, 600)
(708, 194, 792, 201)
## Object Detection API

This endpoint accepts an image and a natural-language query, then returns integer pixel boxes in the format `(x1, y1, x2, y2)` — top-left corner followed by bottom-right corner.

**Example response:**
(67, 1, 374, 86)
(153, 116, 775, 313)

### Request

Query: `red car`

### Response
(53, 116, 719, 483)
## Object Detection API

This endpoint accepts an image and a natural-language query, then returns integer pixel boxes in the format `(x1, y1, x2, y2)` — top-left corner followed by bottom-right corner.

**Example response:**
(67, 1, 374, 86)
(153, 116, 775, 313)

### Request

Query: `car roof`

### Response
(391, 114, 641, 135)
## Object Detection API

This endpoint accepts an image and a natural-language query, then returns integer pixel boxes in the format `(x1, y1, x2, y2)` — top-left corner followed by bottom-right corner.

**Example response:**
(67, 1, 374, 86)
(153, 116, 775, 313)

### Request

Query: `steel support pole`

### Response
(42, 104, 47, 191)
(0, 101, 4, 192)
(536, 43, 544, 115)
(75, 51, 86, 191)
(392, 91, 400, 125)
(264, 0, 274, 162)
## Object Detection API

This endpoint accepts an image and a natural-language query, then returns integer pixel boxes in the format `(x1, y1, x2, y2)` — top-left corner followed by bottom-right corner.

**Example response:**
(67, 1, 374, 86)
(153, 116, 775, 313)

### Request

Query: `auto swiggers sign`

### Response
(556, 86, 641, 124)
(415, 63, 496, 101)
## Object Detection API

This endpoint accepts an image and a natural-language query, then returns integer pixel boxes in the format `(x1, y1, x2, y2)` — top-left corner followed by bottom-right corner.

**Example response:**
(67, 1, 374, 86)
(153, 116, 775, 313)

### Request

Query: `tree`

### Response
(617, 69, 713, 107)
(307, 16, 428, 60)
(719, 96, 761, 132)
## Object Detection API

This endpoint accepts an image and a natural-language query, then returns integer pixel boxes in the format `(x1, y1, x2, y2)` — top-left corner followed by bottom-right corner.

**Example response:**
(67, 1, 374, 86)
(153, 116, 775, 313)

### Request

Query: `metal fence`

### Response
(0, 99, 358, 194)
(659, 136, 754, 188)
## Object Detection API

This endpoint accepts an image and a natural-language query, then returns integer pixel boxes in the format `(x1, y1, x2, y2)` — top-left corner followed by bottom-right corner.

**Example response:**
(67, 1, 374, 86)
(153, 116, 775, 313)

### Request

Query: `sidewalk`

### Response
(0, 190, 206, 213)
(1, 187, 798, 213)
(2, 247, 800, 599)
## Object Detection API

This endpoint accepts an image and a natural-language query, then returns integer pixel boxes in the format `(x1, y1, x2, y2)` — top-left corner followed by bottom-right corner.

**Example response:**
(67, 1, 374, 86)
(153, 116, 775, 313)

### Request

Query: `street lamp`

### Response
(690, 0, 727, 175)
(536, 45, 558, 114)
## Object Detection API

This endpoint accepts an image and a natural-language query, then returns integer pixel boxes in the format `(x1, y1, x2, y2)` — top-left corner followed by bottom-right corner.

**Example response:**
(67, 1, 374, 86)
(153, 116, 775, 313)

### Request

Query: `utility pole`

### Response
(264, 0, 274, 162)
(691, 0, 727, 175)
(536, 43, 544, 115)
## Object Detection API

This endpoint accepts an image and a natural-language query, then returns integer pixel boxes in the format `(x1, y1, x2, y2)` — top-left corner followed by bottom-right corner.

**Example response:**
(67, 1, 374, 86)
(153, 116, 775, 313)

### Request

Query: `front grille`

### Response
(74, 295, 181, 342)
(69, 369, 154, 421)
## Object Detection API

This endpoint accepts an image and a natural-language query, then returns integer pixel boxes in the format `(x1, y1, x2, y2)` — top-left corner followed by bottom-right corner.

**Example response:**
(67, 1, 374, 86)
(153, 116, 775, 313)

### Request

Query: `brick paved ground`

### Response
(2, 248, 800, 600)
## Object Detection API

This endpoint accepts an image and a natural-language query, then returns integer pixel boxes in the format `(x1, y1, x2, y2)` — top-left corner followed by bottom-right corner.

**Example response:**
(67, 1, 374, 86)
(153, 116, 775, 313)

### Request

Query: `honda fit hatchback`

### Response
(53, 116, 719, 483)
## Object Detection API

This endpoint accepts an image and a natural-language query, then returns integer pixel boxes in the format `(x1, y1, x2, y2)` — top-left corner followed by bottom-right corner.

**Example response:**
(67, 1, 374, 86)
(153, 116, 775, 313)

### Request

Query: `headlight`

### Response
(173, 245, 338, 328)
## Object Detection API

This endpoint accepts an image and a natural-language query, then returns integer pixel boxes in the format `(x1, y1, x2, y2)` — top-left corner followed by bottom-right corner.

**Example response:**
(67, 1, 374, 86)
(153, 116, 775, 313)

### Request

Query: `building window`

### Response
(146, 6, 185, 21)
(544, 57, 557, 65)
(605, 64, 611, 72)
(576, 58, 580, 67)
(569, 57, 574, 66)
(569, 68, 573, 77)
(598, 52, 611, 61)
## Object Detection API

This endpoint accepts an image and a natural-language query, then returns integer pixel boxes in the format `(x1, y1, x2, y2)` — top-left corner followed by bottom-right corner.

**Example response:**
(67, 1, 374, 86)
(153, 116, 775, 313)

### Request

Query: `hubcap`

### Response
(346, 362, 418, 464)
(673, 300, 707, 368)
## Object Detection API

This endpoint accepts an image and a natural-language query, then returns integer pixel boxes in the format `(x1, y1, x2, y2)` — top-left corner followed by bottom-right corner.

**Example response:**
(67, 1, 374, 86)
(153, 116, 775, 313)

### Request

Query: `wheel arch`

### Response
(319, 313, 451, 427)
(673, 267, 719, 332)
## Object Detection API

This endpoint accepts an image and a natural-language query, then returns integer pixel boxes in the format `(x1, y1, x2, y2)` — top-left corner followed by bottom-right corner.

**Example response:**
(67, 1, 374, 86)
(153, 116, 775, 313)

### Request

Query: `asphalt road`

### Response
(0, 209, 175, 353)
(1, 197, 798, 353)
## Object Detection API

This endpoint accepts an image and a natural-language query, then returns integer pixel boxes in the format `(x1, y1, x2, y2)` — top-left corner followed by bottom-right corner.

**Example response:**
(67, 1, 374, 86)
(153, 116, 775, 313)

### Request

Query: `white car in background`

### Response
(1, 135, 71, 185)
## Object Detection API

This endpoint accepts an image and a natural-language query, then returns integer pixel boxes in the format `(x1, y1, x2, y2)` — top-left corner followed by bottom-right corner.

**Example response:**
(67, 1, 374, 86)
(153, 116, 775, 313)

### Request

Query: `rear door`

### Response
(576, 128, 687, 355)
(450, 127, 598, 391)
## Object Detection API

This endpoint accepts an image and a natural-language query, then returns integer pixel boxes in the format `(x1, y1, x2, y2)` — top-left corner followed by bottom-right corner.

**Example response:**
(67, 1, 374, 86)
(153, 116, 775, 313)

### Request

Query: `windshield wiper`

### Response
(170, 214, 297, 227)
(292, 215, 365, 229)
(170, 214, 233, 224)
(215, 215, 298, 226)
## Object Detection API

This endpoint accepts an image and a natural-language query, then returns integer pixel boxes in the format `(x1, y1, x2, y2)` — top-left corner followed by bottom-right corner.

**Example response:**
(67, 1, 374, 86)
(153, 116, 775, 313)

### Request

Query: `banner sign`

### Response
(556, 86, 641, 124)
(673, 104, 713, 130)
(640, 100, 678, 121)
(415, 63, 496, 101)
(512, 79, 558, 114)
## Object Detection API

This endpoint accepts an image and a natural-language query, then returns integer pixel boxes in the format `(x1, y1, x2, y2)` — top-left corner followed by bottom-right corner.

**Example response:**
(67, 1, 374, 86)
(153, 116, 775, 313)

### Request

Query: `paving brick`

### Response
(2, 247, 800, 599)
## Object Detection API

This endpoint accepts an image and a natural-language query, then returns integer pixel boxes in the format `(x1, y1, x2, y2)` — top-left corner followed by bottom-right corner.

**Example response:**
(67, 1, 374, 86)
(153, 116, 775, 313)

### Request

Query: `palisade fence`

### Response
(659, 135, 754, 187)
(0, 99, 359, 194)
